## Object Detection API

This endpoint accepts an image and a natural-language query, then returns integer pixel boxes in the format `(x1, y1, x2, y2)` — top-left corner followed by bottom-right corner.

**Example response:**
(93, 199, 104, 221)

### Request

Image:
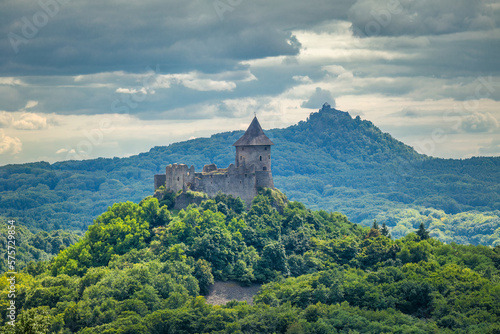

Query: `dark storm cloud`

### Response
(349, 0, 497, 37)
(0, 0, 352, 76)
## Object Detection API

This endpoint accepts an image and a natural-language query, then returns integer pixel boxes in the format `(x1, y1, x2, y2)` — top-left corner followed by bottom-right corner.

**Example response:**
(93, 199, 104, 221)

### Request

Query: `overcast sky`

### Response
(1, 0, 499, 165)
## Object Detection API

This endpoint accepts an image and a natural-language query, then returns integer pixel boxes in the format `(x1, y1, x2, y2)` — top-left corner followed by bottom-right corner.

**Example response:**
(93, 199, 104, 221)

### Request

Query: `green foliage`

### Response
(0, 224, 80, 273)
(416, 222, 430, 240)
(1, 106, 499, 247)
(49, 201, 154, 276)
(1, 190, 500, 333)
(1, 306, 51, 334)
(194, 259, 214, 295)
(373, 207, 500, 246)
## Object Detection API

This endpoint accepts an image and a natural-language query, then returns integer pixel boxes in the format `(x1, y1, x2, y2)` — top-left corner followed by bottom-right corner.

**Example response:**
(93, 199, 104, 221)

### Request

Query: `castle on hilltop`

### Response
(154, 116, 275, 205)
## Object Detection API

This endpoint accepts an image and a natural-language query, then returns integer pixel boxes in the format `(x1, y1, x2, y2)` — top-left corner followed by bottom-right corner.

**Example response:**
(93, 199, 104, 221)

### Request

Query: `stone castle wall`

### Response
(194, 165, 258, 205)
(155, 162, 273, 206)
(154, 174, 166, 190)
(255, 170, 274, 188)
(155, 119, 274, 206)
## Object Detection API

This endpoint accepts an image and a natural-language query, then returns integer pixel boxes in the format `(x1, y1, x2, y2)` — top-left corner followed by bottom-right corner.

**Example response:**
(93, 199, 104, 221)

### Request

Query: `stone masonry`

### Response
(154, 117, 275, 206)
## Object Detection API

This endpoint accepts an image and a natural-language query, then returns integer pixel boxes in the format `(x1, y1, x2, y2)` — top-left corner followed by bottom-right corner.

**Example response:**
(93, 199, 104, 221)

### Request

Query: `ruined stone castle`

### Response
(154, 116, 274, 205)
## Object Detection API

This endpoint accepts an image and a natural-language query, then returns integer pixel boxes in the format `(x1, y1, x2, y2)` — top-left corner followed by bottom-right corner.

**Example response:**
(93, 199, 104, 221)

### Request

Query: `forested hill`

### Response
(1, 104, 499, 245)
(1, 191, 499, 333)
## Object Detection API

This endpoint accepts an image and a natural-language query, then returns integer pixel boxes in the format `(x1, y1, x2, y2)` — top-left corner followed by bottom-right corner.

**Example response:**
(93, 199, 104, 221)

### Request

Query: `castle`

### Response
(154, 116, 275, 205)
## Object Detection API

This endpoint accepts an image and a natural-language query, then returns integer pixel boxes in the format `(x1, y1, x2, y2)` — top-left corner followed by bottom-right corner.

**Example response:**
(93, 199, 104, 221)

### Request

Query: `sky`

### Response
(1, 0, 500, 165)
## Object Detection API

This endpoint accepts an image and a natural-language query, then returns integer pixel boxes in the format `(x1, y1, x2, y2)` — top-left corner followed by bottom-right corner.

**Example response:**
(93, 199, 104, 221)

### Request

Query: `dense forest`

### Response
(1, 190, 499, 333)
(1, 104, 499, 245)
(0, 221, 80, 273)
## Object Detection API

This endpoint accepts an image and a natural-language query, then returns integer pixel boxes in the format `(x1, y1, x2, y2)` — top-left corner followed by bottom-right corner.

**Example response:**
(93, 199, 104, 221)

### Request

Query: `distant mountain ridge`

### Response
(1, 104, 499, 245)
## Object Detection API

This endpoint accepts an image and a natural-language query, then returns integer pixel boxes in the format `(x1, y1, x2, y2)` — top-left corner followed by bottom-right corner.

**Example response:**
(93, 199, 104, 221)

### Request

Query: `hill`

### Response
(1, 104, 499, 245)
(1, 192, 499, 333)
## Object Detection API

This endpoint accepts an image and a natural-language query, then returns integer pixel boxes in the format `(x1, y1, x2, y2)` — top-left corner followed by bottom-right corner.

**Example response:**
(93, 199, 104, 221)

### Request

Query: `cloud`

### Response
(154, 72, 241, 92)
(56, 148, 75, 155)
(391, 107, 421, 118)
(12, 113, 48, 130)
(293, 75, 313, 83)
(116, 87, 149, 95)
(0, 0, 353, 76)
(461, 112, 499, 133)
(0, 111, 13, 127)
(24, 100, 38, 109)
(0, 130, 22, 155)
(301, 87, 336, 109)
(349, 0, 497, 37)
(479, 138, 500, 156)
(182, 78, 236, 92)
(0, 0, 499, 164)
(0, 77, 24, 85)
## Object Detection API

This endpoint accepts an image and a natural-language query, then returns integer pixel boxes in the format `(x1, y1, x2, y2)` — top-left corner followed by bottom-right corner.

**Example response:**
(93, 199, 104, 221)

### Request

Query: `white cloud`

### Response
(24, 100, 39, 109)
(56, 148, 68, 154)
(479, 138, 500, 156)
(111, 70, 242, 96)
(0, 112, 13, 127)
(155, 72, 238, 92)
(116, 87, 148, 95)
(293, 75, 313, 83)
(0, 130, 22, 155)
(182, 78, 236, 92)
(461, 112, 499, 133)
(13, 113, 49, 130)
(0, 77, 24, 86)
(56, 148, 76, 154)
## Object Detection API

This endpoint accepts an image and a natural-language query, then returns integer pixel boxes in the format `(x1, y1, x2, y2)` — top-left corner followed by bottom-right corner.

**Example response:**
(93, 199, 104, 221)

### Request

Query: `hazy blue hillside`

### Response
(1, 104, 499, 245)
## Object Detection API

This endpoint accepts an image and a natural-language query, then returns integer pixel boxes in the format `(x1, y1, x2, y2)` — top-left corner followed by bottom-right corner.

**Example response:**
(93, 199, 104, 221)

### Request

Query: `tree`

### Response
(140, 196, 160, 227)
(365, 220, 381, 239)
(416, 223, 430, 240)
(156, 205, 172, 227)
(8, 306, 52, 334)
(194, 259, 214, 295)
(261, 242, 289, 275)
(381, 223, 391, 239)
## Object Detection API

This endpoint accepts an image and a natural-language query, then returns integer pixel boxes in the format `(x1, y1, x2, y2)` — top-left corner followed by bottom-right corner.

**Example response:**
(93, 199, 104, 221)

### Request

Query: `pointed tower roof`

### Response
(233, 116, 274, 146)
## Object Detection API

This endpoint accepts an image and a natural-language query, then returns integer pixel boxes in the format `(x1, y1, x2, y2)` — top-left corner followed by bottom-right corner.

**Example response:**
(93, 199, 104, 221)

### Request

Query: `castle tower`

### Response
(233, 116, 274, 188)
(155, 116, 276, 207)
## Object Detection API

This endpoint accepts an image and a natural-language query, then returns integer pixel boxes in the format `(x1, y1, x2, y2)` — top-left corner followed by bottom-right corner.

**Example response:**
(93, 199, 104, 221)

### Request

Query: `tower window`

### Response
(245, 174, 247, 177)
(260, 156, 262, 161)
(177, 177, 179, 181)
(265, 147, 267, 150)
(263, 167, 267, 171)
(268, 154, 270, 159)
